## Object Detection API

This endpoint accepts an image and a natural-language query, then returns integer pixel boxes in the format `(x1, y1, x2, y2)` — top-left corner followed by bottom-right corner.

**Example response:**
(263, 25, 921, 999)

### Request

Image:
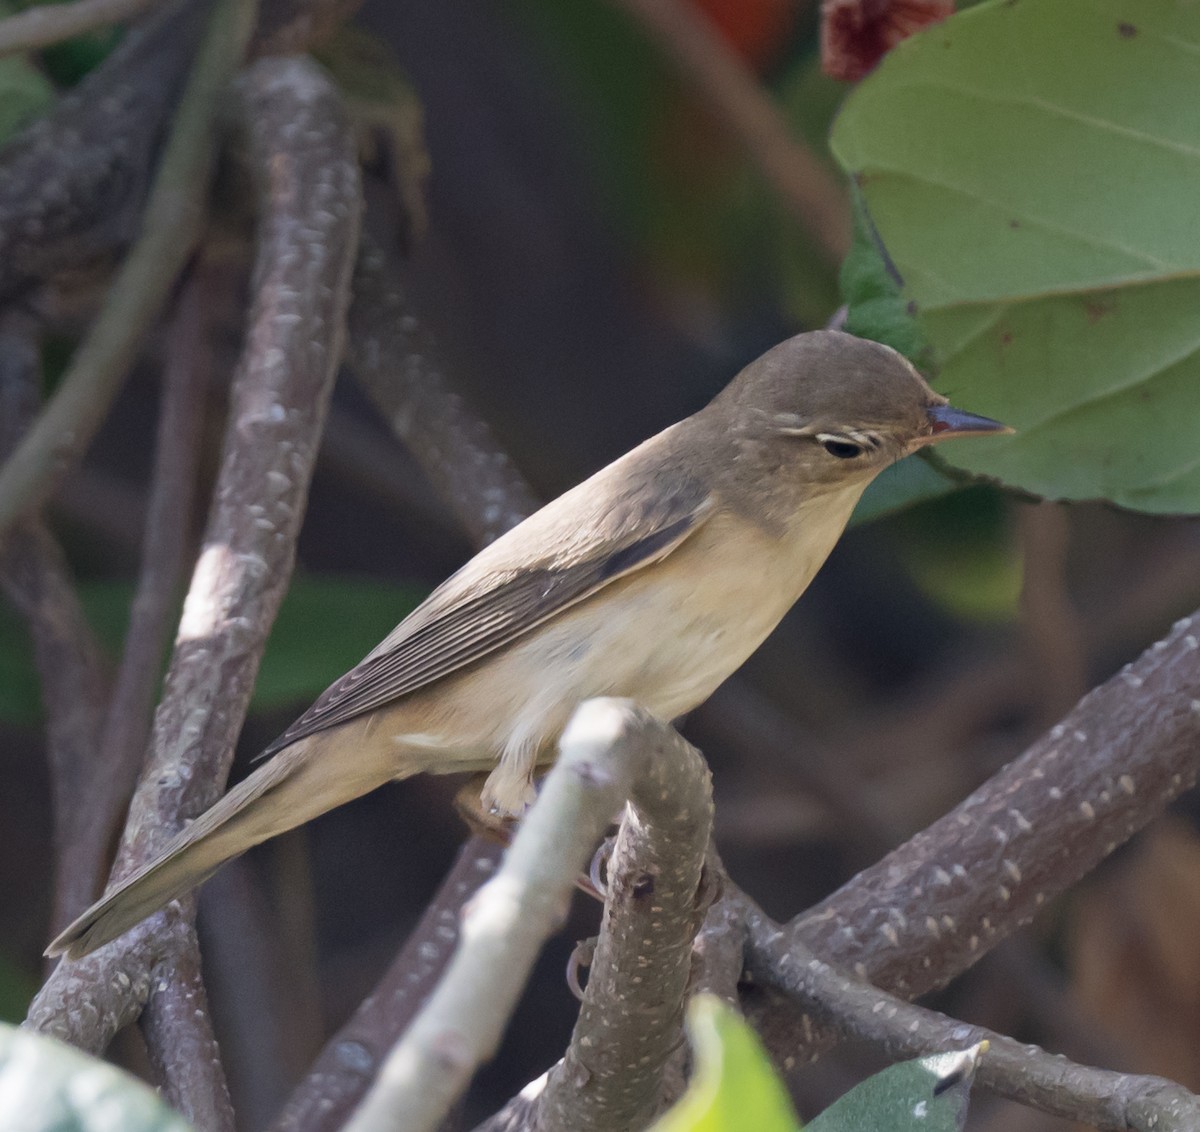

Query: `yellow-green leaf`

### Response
(649, 996, 800, 1132)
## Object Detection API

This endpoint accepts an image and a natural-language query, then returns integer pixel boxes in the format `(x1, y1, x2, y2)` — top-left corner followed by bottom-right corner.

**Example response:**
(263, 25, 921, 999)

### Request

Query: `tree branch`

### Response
(744, 907, 1200, 1131)
(0, 0, 206, 304)
(0, 0, 252, 544)
(140, 924, 237, 1132)
(26, 55, 360, 1103)
(0, 320, 111, 938)
(737, 607, 1200, 1123)
(342, 701, 701, 1132)
(72, 264, 211, 918)
(347, 236, 542, 547)
(534, 709, 714, 1132)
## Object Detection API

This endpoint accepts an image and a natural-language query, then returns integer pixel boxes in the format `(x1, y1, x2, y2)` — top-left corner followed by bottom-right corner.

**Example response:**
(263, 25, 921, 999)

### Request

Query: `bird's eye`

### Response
(821, 437, 865, 460)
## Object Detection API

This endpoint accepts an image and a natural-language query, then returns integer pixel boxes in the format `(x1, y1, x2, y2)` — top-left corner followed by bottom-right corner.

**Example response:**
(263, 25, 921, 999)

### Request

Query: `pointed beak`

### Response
(920, 403, 1013, 445)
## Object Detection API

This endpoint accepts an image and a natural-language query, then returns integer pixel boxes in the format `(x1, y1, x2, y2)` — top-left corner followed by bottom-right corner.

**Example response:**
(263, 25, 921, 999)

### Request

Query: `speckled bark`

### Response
(345, 701, 674, 1132)
(26, 56, 361, 1086)
(535, 723, 714, 1132)
(141, 924, 236, 1132)
(745, 913, 1200, 1131)
(76, 269, 210, 922)
(0, 0, 206, 303)
(743, 609, 1200, 1095)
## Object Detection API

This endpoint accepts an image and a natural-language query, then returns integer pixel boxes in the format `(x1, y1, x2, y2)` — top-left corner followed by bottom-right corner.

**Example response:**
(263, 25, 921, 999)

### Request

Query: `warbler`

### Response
(49, 329, 1008, 959)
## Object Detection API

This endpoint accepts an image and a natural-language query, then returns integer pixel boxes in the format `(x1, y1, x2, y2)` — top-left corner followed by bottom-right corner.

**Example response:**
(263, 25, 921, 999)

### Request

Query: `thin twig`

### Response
(744, 909, 1200, 1131)
(611, 0, 850, 265)
(27, 53, 358, 1101)
(343, 701, 697, 1132)
(73, 264, 210, 917)
(0, 0, 156, 56)
(140, 925, 236, 1132)
(2, 523, 111, 934)
(0, 321, 110, 938)
(0, 0, 240, 543)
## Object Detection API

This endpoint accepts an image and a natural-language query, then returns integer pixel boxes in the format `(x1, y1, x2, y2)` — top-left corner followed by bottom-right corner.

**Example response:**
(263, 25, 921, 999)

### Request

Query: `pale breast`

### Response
(382, 485, 864, 813)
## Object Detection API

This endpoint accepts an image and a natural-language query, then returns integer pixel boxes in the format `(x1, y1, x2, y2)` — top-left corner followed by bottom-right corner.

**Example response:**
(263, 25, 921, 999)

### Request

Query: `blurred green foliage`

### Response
(4, 0, 122, 87)
(0, 2, 55, 143)
(0, 576, 426, 729)
(0, 951, 36, 1025)
(511, 0, 840, 325)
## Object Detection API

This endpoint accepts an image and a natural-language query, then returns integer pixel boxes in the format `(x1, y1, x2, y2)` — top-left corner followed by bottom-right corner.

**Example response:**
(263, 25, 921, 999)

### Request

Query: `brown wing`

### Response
(258, 477, 713, 758)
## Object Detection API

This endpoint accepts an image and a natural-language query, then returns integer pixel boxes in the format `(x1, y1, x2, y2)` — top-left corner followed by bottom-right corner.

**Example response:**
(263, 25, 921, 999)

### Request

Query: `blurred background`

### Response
(3, 0, 1200, 1128)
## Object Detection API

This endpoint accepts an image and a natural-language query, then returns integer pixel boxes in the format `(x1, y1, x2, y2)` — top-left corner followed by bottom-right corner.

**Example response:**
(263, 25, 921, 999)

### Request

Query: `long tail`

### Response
(47, 736, 392, 960)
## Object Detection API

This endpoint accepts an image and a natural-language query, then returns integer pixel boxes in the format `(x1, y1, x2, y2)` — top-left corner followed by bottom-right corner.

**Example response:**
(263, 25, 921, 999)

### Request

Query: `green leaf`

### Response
(0, 1022, 195, 1132)
(831, 0, 1200, 513)
(808, 1045, 985, 1132)
(649, 996, 800, 1132)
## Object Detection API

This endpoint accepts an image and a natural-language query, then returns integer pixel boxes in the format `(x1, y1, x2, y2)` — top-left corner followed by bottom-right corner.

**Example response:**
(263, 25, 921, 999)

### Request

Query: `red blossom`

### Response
(822, 0, 954, 82)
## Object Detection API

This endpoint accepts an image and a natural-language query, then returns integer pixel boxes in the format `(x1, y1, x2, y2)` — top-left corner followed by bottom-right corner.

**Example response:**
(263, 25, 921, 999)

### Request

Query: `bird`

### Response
(48, 329, 1009, 960)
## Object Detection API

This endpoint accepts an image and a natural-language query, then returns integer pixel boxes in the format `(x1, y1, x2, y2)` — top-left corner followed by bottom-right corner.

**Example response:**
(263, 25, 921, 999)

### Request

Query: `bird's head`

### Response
(714, 329, 1010, 497)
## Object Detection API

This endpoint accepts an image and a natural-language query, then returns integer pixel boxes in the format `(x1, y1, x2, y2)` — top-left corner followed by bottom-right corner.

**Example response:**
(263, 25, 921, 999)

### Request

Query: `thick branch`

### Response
(26, 54, 360, 1080)
(744, 608, 1200, 1067)
(140, 923, 236, 1132)
(0, 0, 250, 544)
(0, 0, 205, 303)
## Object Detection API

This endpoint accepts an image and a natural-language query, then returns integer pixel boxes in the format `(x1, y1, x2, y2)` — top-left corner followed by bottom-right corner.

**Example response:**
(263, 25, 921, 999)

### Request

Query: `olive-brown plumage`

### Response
(49, 330, 1008, 960)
